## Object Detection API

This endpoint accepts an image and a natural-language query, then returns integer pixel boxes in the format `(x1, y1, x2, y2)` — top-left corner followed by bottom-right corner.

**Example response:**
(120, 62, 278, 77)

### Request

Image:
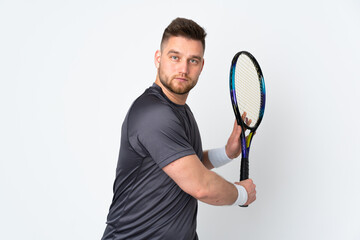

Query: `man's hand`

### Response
(225, 113, 253, 159)
(236, 178, 257, 205)
(225, 119, 243, 159)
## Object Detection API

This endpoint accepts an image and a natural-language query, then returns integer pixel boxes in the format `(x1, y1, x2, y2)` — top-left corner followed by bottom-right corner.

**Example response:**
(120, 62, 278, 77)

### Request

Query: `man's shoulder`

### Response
(127, 85, 180, 127)
(131, 86, 171, 114)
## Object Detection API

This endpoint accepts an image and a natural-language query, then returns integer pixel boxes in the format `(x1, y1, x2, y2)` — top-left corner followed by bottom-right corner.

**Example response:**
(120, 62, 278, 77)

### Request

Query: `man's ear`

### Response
(154, 50, 161, 68)
(201, 58, 205, 72)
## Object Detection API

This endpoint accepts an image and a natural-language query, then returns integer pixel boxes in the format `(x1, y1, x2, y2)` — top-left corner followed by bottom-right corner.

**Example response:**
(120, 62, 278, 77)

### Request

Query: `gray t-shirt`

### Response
(102, 84, 203, 240)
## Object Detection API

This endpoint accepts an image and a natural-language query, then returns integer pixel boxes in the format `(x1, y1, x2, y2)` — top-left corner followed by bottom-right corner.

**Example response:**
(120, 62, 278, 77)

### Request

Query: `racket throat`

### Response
(240, 132, 253, 181)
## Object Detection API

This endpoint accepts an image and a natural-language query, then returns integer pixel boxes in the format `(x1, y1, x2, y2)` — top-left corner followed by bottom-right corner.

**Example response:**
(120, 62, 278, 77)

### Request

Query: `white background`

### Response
(1, 0, 360, 239)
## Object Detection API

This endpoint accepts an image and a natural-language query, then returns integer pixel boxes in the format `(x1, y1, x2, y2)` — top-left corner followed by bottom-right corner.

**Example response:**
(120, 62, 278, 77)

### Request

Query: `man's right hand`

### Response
(236, 179, 256, 205)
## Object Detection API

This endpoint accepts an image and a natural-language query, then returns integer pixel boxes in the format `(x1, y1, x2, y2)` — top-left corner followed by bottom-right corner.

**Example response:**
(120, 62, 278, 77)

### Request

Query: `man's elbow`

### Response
(192, 187, 210, 201)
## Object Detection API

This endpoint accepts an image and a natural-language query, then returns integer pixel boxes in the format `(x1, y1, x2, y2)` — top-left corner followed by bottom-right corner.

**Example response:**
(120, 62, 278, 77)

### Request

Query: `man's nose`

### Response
(178, 60, 189, 75)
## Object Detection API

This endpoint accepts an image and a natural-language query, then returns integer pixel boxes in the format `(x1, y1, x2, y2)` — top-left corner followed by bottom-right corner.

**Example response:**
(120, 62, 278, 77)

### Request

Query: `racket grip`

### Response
(240, 157, 249, 208)
(240, 157, 249, 181)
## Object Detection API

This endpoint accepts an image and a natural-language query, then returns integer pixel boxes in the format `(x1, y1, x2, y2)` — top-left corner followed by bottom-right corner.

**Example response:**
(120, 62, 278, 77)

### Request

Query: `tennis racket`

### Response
(229, 51, 266, 205)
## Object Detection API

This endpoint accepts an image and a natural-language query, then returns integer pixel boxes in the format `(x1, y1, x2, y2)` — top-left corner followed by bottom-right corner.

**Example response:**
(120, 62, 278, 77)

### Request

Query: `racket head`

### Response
(229, 51, 266, 132)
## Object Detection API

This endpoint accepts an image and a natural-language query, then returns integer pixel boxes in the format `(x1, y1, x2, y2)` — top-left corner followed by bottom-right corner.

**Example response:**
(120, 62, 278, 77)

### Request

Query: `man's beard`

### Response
(158, 68, 198, 95)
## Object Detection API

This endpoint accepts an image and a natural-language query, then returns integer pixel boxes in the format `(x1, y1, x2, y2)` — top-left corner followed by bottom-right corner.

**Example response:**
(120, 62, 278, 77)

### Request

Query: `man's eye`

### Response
(171, 56, 179, 60)
(190, 59, 198, 64)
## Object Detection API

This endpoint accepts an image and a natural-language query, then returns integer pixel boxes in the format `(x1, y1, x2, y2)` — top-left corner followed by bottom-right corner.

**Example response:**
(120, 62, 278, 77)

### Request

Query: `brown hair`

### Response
(161, 17, 207, 51)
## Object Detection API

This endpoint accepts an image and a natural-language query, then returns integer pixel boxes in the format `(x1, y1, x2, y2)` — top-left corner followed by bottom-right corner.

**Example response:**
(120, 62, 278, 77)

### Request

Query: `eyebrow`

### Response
(167, 50, 202, 60)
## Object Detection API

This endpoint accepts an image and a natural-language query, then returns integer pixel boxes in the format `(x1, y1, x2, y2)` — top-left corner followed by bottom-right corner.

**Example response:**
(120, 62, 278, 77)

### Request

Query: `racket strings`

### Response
(234, 55, 262, 128)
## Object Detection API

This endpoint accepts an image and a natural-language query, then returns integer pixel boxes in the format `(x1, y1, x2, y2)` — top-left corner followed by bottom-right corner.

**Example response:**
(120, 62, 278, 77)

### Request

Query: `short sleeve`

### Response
(127, 96, 196, 168)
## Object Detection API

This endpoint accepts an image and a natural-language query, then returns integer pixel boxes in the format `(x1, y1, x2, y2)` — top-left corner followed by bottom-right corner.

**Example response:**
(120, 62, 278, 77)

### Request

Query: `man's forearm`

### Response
(163, 154, 238, 206)
(196, 170, 238, 206)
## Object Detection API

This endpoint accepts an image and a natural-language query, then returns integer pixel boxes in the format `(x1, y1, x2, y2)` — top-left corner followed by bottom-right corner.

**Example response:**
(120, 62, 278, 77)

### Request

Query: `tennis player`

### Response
(101, 17, 256, 240)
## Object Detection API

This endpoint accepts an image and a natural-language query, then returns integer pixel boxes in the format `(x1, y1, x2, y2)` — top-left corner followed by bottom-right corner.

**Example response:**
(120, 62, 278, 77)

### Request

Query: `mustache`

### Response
(173, 75, 191, 81)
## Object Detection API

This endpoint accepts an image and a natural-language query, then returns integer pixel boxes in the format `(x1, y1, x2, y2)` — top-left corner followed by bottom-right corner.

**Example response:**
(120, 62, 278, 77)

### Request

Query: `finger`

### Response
(247, 118, 252, 125)
(246, 178, 253, 184)
(233, 119, 238, 130)
(241, 112, 247, 121)
(230, 120, 237, 138)
(232, 119, 242, 136)
(244, 116, 252, 126)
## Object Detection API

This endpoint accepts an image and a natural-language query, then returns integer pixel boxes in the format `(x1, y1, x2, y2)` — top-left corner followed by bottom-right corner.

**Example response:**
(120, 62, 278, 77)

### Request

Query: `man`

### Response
(102, 17, 256, 240)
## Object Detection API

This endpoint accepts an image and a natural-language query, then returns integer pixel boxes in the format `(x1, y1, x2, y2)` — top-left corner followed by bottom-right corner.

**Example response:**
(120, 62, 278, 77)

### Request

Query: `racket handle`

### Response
(240, 157, 249, 181)
(240, 157, 249, 208)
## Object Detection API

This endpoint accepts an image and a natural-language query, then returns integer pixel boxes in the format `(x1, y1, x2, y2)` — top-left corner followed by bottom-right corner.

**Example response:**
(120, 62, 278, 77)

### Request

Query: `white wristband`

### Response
(233, 184, 248, 206)
(208, 146, 232, 168)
